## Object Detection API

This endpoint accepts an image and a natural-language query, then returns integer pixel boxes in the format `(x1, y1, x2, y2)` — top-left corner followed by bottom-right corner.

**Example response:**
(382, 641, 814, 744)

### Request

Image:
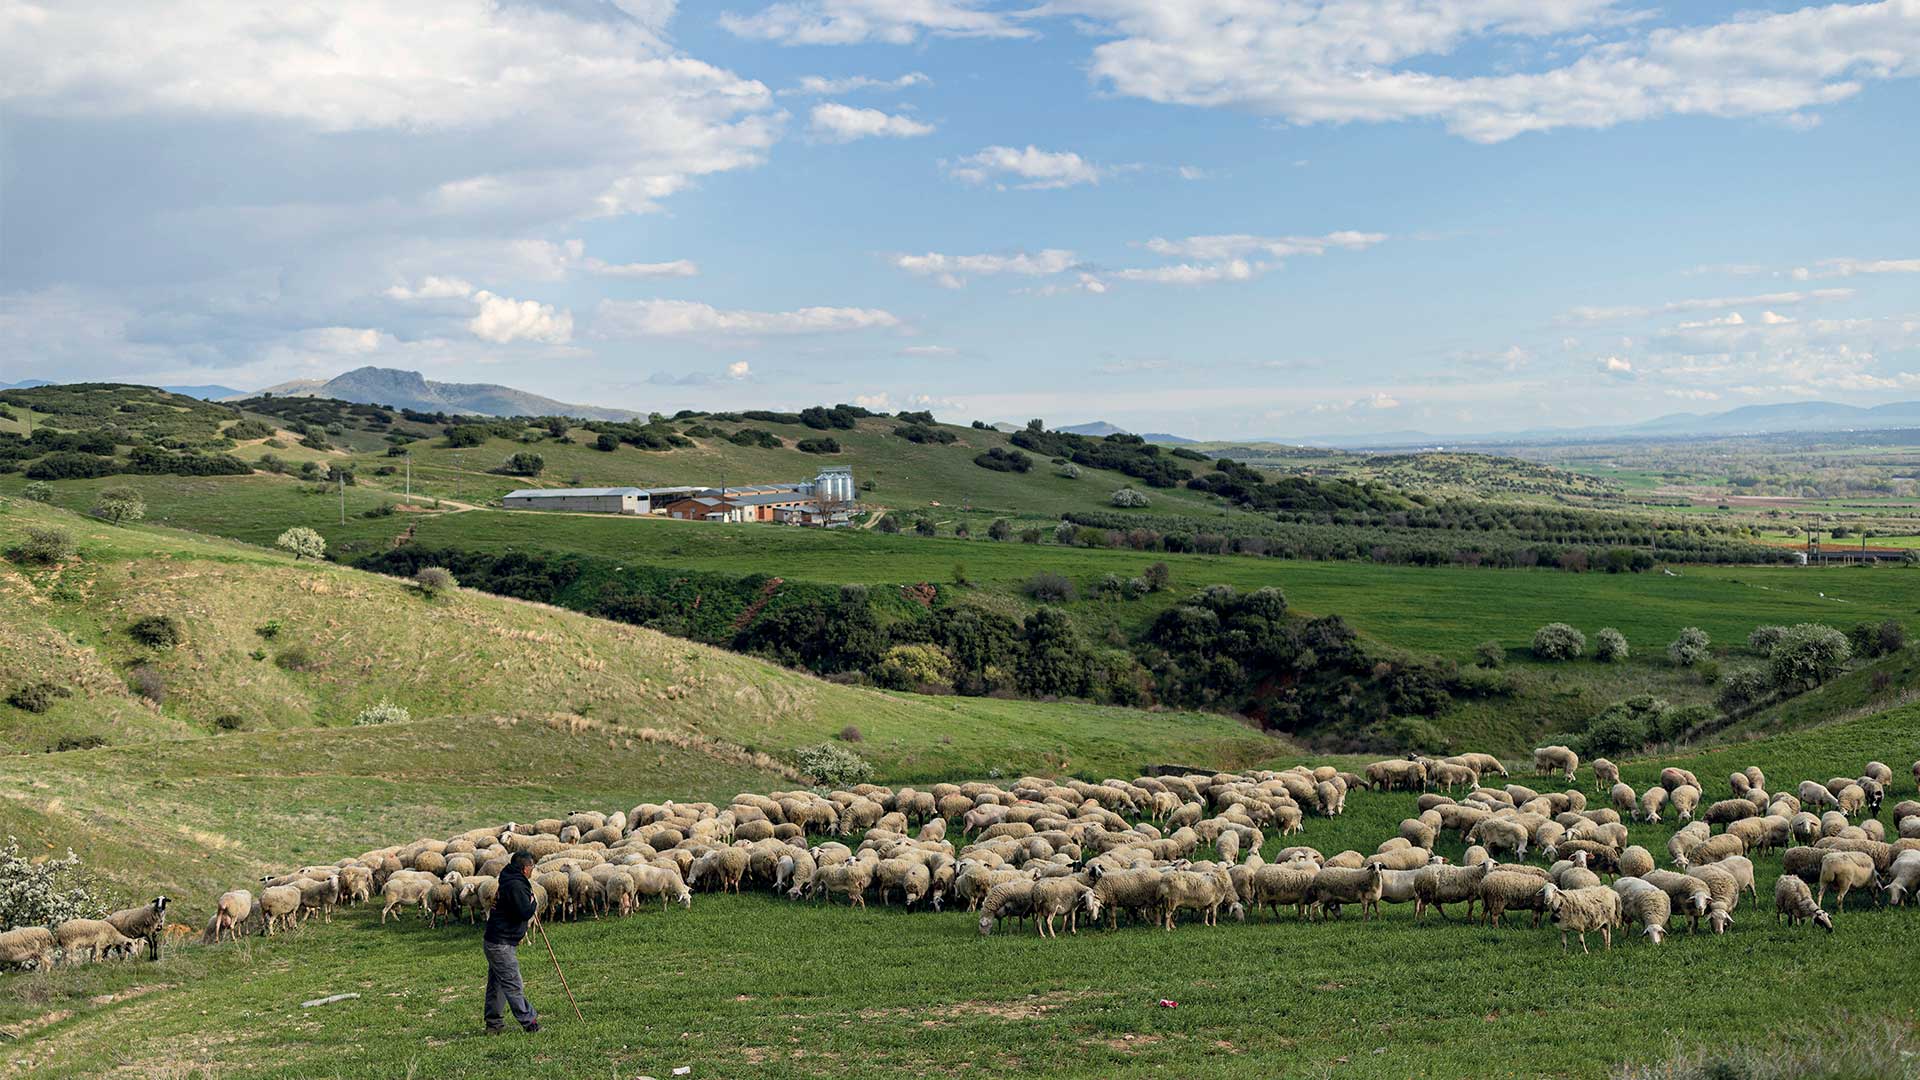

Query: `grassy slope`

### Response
(7, 704, 1919, 1079)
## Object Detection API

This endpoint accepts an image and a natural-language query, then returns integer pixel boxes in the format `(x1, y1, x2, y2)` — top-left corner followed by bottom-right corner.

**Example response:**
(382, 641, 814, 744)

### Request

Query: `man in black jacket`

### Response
(483, 851, 541, 1034)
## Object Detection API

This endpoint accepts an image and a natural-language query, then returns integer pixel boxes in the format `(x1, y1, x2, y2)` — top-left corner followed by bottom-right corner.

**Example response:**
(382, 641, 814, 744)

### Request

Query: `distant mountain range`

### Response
(244, 367, 641, 422)
(2, 378, 242, 399)
(1281, 400, 1920, 450)
(1052, 421, 1198, 444)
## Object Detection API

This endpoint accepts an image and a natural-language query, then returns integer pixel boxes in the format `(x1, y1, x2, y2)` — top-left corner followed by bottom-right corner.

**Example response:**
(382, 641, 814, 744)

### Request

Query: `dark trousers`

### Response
(483, 939, 538, 1030)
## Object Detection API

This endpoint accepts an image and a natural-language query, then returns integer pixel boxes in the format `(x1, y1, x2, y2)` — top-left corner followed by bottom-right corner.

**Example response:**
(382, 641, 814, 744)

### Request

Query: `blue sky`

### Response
(3, 0, 1918, 438)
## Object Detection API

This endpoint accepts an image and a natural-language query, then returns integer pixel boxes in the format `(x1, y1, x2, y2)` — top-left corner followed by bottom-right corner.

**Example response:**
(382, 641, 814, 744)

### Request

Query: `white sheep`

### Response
(1639, 787, 1668, 824)
(202, 890, 253, 944)
(1611, 878, 1670, 944)
(1533, 746, 1578, 783)
(54, 919, 139, 964)
(1544, 884, 1620, 953)
(1774, 874, 1833, 932)
(0, 926, 55, 969)
(1591, 758, 1619, 791)
(1479, 871, 1552, 928)
(1884, 850, 1920, 907)
(1412, 861, 1494, 922)
(1307, 865, 1385, 921)
(1817, 851, 1878, 913)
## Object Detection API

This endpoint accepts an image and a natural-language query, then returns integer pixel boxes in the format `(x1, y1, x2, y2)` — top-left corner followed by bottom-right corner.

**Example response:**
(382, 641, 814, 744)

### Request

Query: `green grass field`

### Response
(6, 703, 1919, 1079)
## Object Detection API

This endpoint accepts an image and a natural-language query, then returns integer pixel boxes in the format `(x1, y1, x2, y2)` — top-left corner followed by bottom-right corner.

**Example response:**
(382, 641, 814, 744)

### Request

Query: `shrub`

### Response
(255, 619, 282, 639)
(1110, 487, 1150, 507)
(1612, 1013, 1918, 1080)
(7, 681, 70, 714)
(1531, 622, 1586, 661)
(1055, 462, 1082, 479)
(1143, 562, 1171, 592)
(987, 519, 1012, 542)
(796, 438, 841, 455)
(837, 724, 863, 743)
(8, 525, 75, 565)
(1848, 618, 1906, 659)
(1593, 627, 1629, 663)
(502, 451, 545, 477)
(595, 433, 620, 452)
(1578, 696, 1665, 756)
(876, 515, 901, 535)
(25, 452, 116, 481)
(0, 835, 107, 934)
(870, 643, 957, 691)
(913, 518, 937, 537)
(127, 614, 184, 649)
(225, 418, 274, 440)
(352, 699, 410, 726)
(792, 742, 874, 787)
(213, 713, 248, 732)
(128, 665, 166, 704)
(444, 425, 486, 448)
(276, 526, 327, 561)
(1716, 666, 1772, 715)
(973, 448, 1031, 473)
(1024, 571, 1077, 603)
(1019, 528, 1041, 544)
(1053, 520, 1077, 545)
(1656, 703, 1717, 743)
(1667, 626, 1711, 666)
(1473, 640, 1505, 669)
(412, 566, 457, 597)
(1767, 623, 1851, 692)
(1125, 577, 1150, 599)
(92, 485, 146, 526)
(1748, 625, 1787, 654)
(22, 480, 52, 503)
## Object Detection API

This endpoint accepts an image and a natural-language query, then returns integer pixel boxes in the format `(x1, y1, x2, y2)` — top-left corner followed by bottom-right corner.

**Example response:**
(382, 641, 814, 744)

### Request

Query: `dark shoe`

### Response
(522, 1022, 541, 1034)
(485, 1027, 506, 1036)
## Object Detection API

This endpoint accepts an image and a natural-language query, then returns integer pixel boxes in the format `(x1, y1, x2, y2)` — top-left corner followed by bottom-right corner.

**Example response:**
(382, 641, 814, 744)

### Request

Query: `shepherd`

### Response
(483, 851, 541, 1035)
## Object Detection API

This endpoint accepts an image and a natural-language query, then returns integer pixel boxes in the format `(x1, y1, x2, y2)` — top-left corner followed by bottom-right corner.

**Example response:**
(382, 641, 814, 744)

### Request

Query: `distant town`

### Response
(502, 466, 858, 527)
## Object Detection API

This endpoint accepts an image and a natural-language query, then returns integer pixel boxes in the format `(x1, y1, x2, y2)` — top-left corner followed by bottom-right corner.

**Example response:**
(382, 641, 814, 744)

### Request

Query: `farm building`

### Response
(502, 487, 649, 514)
(660, 496, 748, 523)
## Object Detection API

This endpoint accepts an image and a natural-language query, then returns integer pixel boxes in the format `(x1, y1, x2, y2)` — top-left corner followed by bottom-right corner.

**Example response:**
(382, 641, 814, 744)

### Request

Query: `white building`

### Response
(502, 487, 649, 514)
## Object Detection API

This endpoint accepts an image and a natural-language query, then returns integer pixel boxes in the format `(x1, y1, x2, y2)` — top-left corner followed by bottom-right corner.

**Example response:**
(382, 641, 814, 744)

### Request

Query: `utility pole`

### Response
(338, 472, 345, 525)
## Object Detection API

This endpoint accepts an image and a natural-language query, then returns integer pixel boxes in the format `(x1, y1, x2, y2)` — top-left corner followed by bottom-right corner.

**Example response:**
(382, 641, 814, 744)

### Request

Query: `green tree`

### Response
(1594, 628, 1629, 663)
(22, 481, 53, 503)
(91, 485, 145, 526)
(276, 526, 327, 561)
(503, 451, 545, 477)
(1667, 626, 1711, 666)
(987, 518, 1012, 542)
(1767, 623, 1851, 693)
(1531, 622, 1585, 661)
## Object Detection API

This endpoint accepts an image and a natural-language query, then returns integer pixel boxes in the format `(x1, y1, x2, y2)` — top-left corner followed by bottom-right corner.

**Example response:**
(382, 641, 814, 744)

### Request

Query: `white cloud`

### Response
(946, 146, 1109, 190)
(892, 249, 1079, 288)
(1566, 289, 1855, 323)
(1598, 355, 1635, 375)
(1105, 260, 1259, 285)
(1760, 311, 1794, 325)
(783, 73, 931, 96)
(1794, 257, 1920, 279)
(898, 345, 959, 357)
(385, 276, 476, 301)
(1046, 0, 1920, 142)
(1142, 232, 1387, 261)
(469, 291, 573, 344)
(1675, 312, 1746, 330)
(1664, 388, 1721, 401)
(509, 239, 699, 280)
(596, 299, 902, 337)
(1177, 165, 1208, 181)
(853, 392, 893, 410)
(721, 1, 1033, 44)
(727, 360, 753, 380)
(809, 103, 936, 142)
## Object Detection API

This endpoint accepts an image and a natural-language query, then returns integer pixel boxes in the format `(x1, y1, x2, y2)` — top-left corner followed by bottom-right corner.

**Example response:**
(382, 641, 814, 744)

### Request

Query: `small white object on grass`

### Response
(300, 993, 360, 1008)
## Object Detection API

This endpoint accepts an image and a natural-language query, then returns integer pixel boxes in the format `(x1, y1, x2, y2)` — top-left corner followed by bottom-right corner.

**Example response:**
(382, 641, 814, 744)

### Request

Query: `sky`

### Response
(2, 0, 1918, 439)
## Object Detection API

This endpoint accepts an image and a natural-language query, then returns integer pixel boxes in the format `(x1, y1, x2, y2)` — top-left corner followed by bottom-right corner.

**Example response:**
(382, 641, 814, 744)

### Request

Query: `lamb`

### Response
(976, 880, 1037, 935)
(1774, 874, 1834, 932)
(0, 926, 55, 970)
(1533, 746, 1579, 783)
(1611, 878, 1671, 944)
(1642, 870, 1712, 932)
(1817, 850, 1878, 912)
(1883, 850, 1920, 906)
(54, 919, 139, 964)
(202, 890, 253, 944)
(1543, 884, 1621, 953)
(1591, 758, 1619, 791)
(104, 896, 170, 956)
(1639, 787, 1668, 824)
(1308, 864, 1385, 921)
(1412, 861, 1495, 922)
(1798, 780, 1842, 811)
(1479, 871, 1553, 929)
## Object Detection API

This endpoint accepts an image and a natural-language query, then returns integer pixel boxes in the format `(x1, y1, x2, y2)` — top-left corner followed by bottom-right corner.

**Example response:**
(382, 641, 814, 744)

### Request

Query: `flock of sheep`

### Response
(7, 751, 1919, 969)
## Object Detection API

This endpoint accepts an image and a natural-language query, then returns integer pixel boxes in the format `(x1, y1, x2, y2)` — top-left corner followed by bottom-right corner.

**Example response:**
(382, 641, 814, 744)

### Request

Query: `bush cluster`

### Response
(0, 835, 106, 933)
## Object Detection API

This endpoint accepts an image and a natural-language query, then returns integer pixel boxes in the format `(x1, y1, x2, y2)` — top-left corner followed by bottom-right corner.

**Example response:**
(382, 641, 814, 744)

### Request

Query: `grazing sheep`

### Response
(1029, 878, 1101, 937)
(1533, 746, 1578, 783)
(1161, 869, 1243, 928)
(1468, 817, 1530, 861)
(1660, 768, 1701, 792)
(104, 896, 170, 957)
(1427, 762, 1479, 792)
(0, 926, 55, 970)
(976, 880, 1036, 935)
(1479, 871, 1553, 928)
(1609, 783, 1637, 817)
(1670, 785, 1702, 823)
(1668, 822, 1711, 867)
(1366, 759, 1426, 792)
(1612, 878, 1671, 944)
(1913, 759, 1919, 792)
(1642, 870, 1712, 932)
(1729, 772, 1751, 797)
(1639, 787, 1668, 824)
(812, 861, 875, 909)
(1591, 758, 1619, 791)
(1799, 781, 1842, 812)
(1774, 874, 1834, 932)
(1836, 783, 1868, 818)
(1308, 865, 1385, 921)
(1684, 864, 1740, 934)
(1619, 846, 1655, 879)
(202, 890, 253, 944)
(1676, 833, 1744, 869)
(1413, 861, 1495, 922)
(1366, 846, 1436, 872)
(262, 884, 305, 933)
(1092, 868, 1170, 930)
(1817, 850, 1878, 912)
(631, 865, 693, 910)
(1544, 885, 1621, 953)
(1704, 799, 1759, 826)
(54, 919, 138, 965)
(1453, 753, 1508, 779)
(1882, 850, 1920, 906)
